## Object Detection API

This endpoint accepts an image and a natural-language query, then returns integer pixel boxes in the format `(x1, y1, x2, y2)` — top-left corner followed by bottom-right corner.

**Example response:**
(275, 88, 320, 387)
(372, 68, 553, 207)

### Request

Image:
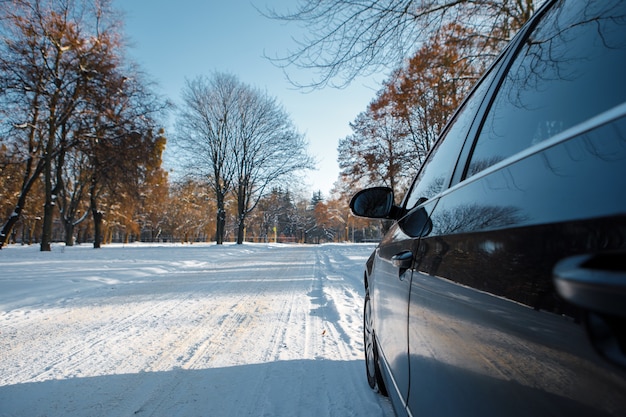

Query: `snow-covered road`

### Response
(0, 243, 394, 417)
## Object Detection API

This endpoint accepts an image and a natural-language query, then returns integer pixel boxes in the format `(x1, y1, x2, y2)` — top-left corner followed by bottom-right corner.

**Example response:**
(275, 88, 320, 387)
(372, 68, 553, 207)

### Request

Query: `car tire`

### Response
(364, 289, 388, 396)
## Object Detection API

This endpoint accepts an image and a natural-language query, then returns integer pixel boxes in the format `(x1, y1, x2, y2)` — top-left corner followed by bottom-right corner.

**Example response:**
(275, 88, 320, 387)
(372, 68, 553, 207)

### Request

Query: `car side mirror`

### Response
(350, 187, 395, 219)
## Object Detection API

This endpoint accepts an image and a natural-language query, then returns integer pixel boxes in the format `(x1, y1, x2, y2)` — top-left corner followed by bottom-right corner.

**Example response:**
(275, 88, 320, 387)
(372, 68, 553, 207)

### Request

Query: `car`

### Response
(349, 1, 626, 416)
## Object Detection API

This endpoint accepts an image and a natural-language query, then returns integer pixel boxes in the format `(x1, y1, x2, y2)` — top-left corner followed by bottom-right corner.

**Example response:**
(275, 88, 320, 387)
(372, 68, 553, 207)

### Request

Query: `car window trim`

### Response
(446, 49, 513, 187)
(399, 55, 506, 210)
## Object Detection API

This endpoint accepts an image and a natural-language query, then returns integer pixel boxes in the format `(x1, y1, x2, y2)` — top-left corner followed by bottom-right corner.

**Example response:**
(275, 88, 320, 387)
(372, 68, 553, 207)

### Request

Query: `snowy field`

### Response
(0, 242, 394, 417)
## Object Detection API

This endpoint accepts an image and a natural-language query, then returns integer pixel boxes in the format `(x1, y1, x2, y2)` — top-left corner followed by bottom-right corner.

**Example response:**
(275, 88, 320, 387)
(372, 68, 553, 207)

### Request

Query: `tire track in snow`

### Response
(1, 243, 392, 417)
(2, 294, 196, 384)
(307, 245, 368, 361)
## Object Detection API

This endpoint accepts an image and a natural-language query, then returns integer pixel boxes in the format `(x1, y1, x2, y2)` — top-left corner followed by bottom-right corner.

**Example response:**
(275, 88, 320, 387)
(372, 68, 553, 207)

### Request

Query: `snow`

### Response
(0, 242, 394, 417)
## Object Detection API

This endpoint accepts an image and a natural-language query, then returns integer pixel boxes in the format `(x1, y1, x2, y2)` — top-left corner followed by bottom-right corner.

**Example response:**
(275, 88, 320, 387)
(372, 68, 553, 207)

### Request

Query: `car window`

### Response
(403, 67, 498, 209)
(466, 0, 626, 178)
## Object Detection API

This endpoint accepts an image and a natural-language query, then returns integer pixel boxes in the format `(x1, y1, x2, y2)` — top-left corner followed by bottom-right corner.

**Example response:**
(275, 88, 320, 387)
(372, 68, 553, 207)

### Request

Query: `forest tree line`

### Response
(1, 0, 537, 250)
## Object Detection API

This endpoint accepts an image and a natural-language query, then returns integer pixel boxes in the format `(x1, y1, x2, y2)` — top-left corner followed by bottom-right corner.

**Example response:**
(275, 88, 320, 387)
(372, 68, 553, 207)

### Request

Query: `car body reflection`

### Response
(407, 272, 626, 417)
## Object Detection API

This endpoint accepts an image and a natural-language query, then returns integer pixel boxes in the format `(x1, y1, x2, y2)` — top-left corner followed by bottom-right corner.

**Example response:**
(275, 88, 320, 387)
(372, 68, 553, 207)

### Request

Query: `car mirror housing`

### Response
(398, 206, 433, 238)
(350, 187, 396, 219)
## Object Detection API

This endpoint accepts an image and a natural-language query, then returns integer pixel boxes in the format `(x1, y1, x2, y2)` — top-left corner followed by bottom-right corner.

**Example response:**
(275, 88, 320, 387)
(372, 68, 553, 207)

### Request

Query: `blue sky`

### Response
(113, 1, 383, 198)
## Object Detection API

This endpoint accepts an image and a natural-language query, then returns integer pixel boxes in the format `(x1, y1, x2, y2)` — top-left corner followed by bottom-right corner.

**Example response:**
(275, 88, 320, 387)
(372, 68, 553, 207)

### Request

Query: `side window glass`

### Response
(404, 68, 497, 209)
(467, 0, 626, 178)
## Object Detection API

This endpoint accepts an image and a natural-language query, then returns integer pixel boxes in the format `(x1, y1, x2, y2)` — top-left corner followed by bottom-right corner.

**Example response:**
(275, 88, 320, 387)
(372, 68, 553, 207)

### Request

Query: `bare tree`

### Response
(176, 73, 239, 244)
(231, 84, 314, 244)
(264, 0, 537, 89)
(175, 72, 313, 244)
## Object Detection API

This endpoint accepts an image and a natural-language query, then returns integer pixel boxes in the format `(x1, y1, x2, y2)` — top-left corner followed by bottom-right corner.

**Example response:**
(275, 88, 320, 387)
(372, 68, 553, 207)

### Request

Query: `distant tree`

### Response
(176, 72, 313, 245)
(168, 179, 215, 243)
(176, 73, 239, 244)
(337, 103, 413, 196)
(265, 0, 537, 89)
(86, 123, 167, 248)
(301, 193, 353, 243)
(379, 23, 483, 169)
(249, 188, 297, 242)
(94, 129, 168, 245)
(231, 83, 313, 244)
(68, 51, 166, 248)
(0, 0, 167, 250)
(337, 23, 482, 194)
(312, 201, 332, 243)
(310, 191, 324, 207)
(56, 144, 91, 246)
(305, 191, 329, 243)
(137, 132, 169, 242)
(325, 197, 352, 242)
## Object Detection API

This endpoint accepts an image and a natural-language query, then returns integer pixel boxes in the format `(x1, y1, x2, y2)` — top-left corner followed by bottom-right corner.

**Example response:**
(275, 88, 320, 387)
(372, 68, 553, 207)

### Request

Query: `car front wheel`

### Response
(364, 289, 388, 396)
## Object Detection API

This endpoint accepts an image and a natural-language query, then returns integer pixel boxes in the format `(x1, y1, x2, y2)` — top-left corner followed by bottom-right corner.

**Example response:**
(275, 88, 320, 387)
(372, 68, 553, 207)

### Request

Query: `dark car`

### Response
(349, 1, 626, 416)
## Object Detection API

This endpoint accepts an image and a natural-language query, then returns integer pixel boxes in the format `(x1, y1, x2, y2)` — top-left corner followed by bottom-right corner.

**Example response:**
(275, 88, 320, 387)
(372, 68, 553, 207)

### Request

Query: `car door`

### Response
(370, 221, 416, 406)
(406, 1, 626, 416)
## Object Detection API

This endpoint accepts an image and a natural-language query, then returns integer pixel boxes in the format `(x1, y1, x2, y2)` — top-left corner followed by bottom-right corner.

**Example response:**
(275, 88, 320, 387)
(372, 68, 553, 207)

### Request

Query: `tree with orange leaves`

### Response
(338, 23, 481, 194)
(380, 23, 484, 169)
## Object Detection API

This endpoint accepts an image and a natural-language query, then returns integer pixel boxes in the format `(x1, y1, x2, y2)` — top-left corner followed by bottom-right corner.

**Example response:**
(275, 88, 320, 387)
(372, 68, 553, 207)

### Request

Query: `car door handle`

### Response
(391, 251, 413, 270)
(553, 253, 626, 317)
(554, 253, 626, 368)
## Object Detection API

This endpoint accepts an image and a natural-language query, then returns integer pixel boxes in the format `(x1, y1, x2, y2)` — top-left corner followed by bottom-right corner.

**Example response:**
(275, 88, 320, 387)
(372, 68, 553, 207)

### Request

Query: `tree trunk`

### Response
(64, 221, 75, 246)
(40, 149, 54, 251)
(215, 190, 226, 244)
(236, 192, 246, 245)
(216, 208, 225, 244)
(92, 206, 103, 249)
(236, 215, 245, 244)
(90, 175, 103, 249)
(235, 183, 247, 245)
